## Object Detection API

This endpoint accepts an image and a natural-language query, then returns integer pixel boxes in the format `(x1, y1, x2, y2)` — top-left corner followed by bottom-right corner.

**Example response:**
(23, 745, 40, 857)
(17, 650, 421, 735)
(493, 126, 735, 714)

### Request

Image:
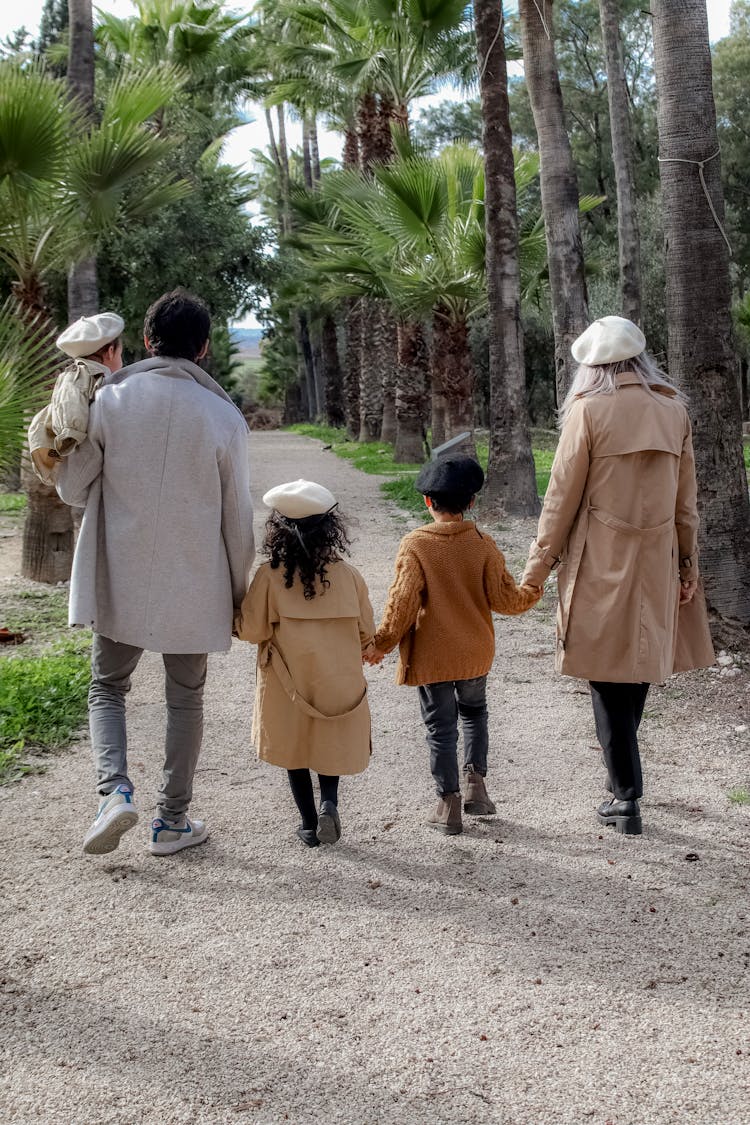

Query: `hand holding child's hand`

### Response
(362, 643, 385, 666)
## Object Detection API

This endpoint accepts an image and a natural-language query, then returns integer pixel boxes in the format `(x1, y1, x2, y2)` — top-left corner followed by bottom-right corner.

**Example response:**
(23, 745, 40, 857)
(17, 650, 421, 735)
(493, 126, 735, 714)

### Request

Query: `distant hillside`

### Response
(231, 327, 263, 357)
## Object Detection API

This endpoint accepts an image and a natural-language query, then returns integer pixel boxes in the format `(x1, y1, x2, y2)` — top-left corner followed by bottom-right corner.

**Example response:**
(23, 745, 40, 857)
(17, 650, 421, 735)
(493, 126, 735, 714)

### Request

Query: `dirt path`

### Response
(1, 431, 749, 1125)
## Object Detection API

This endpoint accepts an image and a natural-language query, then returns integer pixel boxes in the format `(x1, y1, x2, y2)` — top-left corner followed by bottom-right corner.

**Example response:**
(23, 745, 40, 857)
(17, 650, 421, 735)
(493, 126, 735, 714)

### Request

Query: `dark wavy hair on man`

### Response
(143, 289, 211, 361)
(263, 508, 351, 600)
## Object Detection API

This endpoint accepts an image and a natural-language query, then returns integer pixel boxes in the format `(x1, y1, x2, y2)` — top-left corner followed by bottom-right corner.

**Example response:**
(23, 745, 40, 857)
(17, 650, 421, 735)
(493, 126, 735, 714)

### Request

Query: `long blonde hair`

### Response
(557, 352, 686, 429)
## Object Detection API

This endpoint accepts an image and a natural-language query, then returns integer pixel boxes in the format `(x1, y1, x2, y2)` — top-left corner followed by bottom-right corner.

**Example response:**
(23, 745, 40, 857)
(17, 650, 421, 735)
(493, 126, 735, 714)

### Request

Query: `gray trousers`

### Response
(89, 633, 207, 824)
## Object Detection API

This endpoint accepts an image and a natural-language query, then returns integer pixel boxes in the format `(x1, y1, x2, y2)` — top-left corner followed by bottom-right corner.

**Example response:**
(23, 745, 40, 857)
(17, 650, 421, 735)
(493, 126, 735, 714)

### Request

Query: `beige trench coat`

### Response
(522, 373, 715, 683)
(235, 560, 375, 774)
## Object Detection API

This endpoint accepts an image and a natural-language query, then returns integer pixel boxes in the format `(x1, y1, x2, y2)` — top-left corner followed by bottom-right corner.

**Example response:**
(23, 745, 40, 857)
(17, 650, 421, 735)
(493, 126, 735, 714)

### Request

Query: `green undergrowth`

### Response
(1, 587, 91, 784)
(728, 786, 750, 806)
(288, 424, 556, 518)
(0, 491, 26, 513)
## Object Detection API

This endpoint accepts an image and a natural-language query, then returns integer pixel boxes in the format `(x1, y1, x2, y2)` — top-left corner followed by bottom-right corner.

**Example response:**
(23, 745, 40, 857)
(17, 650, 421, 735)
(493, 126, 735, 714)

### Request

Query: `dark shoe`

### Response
(596, 798, 642, 835)
(316, 800, 341, 844)
(463, 768, 496, 815)
(296, 825, 320, 848)
(426, 793, 463, 836)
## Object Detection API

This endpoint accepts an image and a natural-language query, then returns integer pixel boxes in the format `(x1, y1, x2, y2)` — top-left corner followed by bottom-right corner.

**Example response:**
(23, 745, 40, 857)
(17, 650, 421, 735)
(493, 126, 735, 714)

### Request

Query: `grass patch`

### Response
(288, 423, 557, 516)
(0, 638, 91, 783)
(728, 787, 750, 806)
(2, 587, 74, 645)
(0, 492, 26, 513)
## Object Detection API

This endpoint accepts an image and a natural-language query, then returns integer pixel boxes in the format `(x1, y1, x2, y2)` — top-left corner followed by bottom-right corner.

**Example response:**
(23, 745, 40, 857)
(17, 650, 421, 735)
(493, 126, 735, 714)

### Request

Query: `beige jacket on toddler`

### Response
(27, 357, 109, 484)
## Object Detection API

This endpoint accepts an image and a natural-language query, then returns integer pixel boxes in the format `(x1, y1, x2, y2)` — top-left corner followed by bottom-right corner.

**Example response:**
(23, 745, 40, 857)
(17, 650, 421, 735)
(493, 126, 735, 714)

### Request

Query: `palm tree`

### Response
(652, 0, 750, 624)
(0, 60, 188, 583)
(0, 304, 59, 478)
(518, 0, 589, 403)
(599, 0, 641, 325)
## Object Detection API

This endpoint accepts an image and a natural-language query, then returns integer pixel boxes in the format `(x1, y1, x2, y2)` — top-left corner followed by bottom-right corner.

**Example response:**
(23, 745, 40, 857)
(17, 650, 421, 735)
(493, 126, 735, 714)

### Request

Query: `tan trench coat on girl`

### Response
(522, 373, 715, 683)
(235, 560, 375, 774)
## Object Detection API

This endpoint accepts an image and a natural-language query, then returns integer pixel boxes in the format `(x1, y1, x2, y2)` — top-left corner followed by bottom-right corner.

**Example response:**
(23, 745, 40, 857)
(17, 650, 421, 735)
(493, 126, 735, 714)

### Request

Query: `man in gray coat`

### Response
(56, 290, 254, 857)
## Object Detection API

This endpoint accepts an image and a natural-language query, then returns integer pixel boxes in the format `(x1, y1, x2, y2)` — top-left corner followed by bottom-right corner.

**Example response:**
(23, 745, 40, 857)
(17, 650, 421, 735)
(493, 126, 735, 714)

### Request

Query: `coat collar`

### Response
(103, 355, 245, 418)
(614, 370, 677, 396)
(417, 519, 483, 537)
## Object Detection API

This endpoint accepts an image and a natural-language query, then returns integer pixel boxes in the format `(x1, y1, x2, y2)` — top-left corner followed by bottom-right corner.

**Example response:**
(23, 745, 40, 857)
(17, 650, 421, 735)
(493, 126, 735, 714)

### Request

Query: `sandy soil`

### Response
(1, 431, 749, 1125)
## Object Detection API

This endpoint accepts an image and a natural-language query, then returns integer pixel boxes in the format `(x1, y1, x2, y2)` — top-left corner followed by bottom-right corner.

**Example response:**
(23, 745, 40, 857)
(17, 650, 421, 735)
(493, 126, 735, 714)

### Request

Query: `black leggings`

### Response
(287, 769, 340, 830)
(590, 681, 650, 802)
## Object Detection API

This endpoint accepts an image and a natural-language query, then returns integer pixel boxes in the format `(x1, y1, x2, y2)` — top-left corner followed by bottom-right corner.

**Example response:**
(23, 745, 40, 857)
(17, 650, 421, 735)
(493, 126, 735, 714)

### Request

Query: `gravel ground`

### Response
(1, 430, 749, 1125)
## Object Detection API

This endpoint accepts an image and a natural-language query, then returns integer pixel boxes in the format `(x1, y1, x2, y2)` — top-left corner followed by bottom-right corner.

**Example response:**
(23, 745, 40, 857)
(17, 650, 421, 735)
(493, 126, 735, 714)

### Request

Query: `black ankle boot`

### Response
(296, 825, 320, 848)
(596, 798, 642, 835)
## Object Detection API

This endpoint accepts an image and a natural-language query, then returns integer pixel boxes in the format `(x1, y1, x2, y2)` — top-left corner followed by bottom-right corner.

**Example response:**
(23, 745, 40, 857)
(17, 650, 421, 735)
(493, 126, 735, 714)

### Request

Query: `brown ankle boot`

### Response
(426, 792, 463, 835)
(463, 768, 496, 815)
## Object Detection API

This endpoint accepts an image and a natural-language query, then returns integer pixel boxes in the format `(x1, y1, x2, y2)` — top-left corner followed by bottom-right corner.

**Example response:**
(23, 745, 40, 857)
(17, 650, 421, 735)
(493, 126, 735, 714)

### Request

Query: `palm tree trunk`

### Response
(322, 314, 345, 428)
(600, 0, 642, 324)
(379, 305, 398, 444)
(394, 320, 428, 463)
(518, 0, 589, 402)
(302, 115, 313, 190)
(430, 323, 447, 450)
(652, 0, 750, 624)
(433, 311, 476, 456)
(343, 127, 359, 170)
(310, 114, 321, 183)
(296, 312, 316, 421)
(343, 300, 362, 439)
(67, 0, 99, 317)
(21, 462, 74, 584)
(311, 321, 325, 417)
(475, 0, 540, 516)
(358, 93, 380, 173)
(359, 302, 384, 441)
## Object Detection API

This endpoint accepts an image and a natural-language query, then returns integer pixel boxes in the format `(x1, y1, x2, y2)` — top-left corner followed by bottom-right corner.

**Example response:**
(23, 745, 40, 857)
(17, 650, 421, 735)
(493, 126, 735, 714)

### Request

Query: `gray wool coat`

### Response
(56, 356, 255, 654)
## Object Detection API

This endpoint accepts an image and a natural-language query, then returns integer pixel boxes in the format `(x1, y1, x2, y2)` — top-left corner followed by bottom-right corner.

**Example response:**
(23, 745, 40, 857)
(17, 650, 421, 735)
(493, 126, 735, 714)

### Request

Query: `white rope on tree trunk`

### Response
(532, 0, 552, 39)
(657, 149, 733, 256)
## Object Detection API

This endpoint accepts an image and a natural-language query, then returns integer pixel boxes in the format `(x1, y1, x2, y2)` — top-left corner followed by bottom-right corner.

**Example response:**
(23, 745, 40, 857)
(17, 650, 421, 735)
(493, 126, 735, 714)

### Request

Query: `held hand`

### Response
(362, 645, 385, 666)
(679, 577, 698, 605)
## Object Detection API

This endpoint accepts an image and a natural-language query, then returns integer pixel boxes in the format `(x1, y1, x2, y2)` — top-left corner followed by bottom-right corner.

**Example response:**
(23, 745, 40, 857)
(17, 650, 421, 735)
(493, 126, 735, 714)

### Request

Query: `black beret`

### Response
(415, 455, 485, 496)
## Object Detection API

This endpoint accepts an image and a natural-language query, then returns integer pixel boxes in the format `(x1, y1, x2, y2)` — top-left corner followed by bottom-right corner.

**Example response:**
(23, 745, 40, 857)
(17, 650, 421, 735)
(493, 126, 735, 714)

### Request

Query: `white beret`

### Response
(263, 479, 337, 519)
(56, 312, 125, 358)
(571, 316, 646, 366)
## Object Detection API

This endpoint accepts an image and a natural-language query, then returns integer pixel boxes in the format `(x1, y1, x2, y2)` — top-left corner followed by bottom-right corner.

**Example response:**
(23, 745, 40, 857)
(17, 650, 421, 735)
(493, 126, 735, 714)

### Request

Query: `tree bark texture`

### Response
(359, 302, 386, 441)
(343, 128, 359, 170)
(394, 321, 429, 463)
(379, 306, 398, 444)
(67, 255, 99, 320)
(519, 0, 589, 402)
(652, 0, 750, 624)
(322, 314, 345, 428)
(311, 323, 325, 418)
(21, 462, 74, 584)
(358, 93, 380, 173)
(67, 0, 99, 318)
(296, 312, 317, 421)
(600, 0, 642, 325)
(475, 0, 540, 516)
(343, 300, 362, 439)
(433, 312, 476, 457)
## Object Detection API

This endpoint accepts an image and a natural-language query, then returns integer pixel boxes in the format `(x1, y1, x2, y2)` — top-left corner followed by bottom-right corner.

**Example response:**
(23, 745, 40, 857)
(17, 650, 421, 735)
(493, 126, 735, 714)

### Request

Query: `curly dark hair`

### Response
(263, 507, 351, 599)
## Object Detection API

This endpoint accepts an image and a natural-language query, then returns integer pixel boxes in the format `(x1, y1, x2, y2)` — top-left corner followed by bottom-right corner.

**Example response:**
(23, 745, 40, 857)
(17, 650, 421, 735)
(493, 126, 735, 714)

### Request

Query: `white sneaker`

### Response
(83, 786, 139, 855)
(148, 816, 208, 856)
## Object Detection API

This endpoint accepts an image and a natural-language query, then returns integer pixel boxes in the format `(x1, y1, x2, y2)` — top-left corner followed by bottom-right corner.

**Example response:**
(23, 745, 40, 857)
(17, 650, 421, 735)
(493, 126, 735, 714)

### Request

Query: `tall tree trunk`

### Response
(475, 0, 540, 516)
(302, 115, 313, 190)
(433, 311, 476, 456)
(600, 0, 642, 324)
(379, 305, 398, 444)
(343, 300, 362, 439)
(322, 314, 345, 428)
(394, 321, 428, 463)
(296, 312, 317, 421)
(311, 321, 325, 418)
(343, 127, 359, 170)
(519, 0, 589, 402)
(67, 0, 98, 317)
(358, 93, 380, 173)
(359, 302, 384, 441)
(430, 323, 447, 450)
(21, 463, 75, 584)
(309, 113, 321, 183)
(652, 0, 750, 625)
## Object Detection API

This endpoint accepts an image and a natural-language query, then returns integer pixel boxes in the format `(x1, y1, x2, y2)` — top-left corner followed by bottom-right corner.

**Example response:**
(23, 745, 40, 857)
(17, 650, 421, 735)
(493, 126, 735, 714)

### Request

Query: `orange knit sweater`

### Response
(374, 520, 541, 686)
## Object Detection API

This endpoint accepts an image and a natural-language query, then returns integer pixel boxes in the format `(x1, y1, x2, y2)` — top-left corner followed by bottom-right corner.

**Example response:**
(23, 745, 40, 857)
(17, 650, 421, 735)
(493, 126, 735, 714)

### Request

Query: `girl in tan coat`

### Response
(235, 480, 375, 848)
(522, 316, 714, 836)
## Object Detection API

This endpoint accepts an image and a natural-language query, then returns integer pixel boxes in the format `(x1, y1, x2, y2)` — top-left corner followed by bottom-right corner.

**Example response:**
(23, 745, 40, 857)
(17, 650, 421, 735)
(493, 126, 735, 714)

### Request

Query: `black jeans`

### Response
(590, 681, 650, 802)
(287, 769, 339, 830)
(418, 676, 489, 797)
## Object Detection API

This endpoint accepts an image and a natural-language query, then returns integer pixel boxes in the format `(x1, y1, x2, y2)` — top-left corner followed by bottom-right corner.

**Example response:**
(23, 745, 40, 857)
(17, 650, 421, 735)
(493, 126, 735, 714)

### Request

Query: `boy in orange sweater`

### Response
(370, 457, 542, 836)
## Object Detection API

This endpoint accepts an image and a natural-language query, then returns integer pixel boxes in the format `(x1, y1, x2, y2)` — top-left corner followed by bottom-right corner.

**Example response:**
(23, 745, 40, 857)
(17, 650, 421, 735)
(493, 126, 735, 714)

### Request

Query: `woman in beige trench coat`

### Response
(235, 480, 375, 848)
(522, 316, 714, 836)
